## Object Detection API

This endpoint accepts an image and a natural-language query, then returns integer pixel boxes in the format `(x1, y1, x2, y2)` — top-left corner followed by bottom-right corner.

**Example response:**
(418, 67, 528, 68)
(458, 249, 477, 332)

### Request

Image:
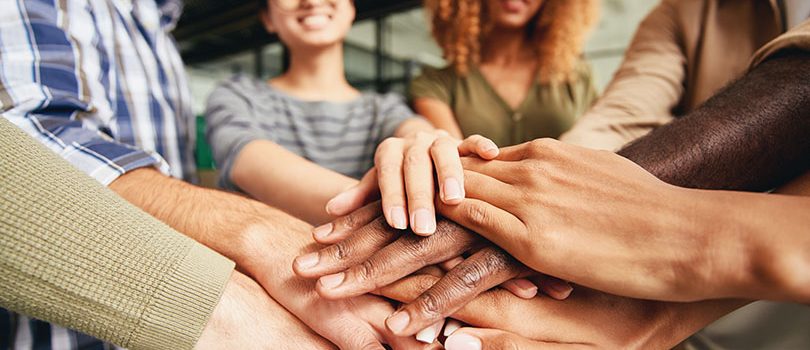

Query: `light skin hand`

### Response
(294, 202, 572, 337)
(377, 272, 749, 349)
(110, 169, 432, 350)
(439, 138, 810, 303)
(326, 122, 500, 235)
(195, 271, 334, 350)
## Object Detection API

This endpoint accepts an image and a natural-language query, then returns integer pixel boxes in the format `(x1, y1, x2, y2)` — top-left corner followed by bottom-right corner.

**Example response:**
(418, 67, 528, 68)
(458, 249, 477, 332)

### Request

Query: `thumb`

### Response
(445, 328, 542, 350)
(326, 168, 380, 216)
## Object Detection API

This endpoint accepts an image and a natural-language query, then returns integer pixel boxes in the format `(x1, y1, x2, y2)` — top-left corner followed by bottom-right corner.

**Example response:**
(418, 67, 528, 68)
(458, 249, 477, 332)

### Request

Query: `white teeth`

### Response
(301, 14, 329, 28)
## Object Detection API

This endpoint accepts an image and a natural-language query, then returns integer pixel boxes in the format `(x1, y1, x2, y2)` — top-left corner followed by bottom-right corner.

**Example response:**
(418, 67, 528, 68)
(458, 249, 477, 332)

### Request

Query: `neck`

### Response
(481, 27, 535, 66)
(273, 43, 357, 101)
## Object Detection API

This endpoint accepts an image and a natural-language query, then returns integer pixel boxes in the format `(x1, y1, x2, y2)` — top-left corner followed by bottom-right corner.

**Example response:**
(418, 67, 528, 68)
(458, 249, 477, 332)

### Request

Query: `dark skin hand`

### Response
(296, 51, 810, 336)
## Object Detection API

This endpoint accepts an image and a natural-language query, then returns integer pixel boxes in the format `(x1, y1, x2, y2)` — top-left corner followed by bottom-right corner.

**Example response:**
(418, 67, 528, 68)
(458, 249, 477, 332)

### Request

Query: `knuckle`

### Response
(406, 190, 433, 203)
(405, 149, 429, 167)
(465, 203, 492, 227)
(376, 162, 402, 179)
(498, 335, 522, 350)
(398, 235, 433, 260)
(355, 259, 379, 284)
(338, 213, 359, 230)
(415, 290, 444, 319)
(332, 242, 351, 261)
(527, 138, 556, 156)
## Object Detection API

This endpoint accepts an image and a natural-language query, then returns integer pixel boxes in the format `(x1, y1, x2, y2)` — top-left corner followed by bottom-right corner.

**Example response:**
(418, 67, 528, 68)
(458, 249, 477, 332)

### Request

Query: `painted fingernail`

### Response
(412, 208, 436, 235)
(390, 206, 408, 230)
(445, 332, 482, 350)
(313, 223, 333, 240)
(443, 178, 463, 201)
(295, 253, 319, 270)
(443, 319, 463, 336)
(386, 311, 410, 334)
(319, 272, 345, 289)
(416, 321, 443, 343)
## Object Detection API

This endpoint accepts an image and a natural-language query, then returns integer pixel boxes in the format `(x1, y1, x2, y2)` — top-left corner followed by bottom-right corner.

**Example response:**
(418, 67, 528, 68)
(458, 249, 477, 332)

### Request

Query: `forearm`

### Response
(618, 51, 810, 190)
(110, 168, 310, 267)
(109, 168, 327, 309)
(688, 187, 810, 303)
(0, 121, 233, 350)
(231, 140, 356, 224)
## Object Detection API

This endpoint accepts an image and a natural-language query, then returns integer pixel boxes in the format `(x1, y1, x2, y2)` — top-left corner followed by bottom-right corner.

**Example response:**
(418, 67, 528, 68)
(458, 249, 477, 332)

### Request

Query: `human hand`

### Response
(438, 138, 739, 302)
(195, 271, 334, 350)
(326, 132, 499, 235)
(235, 215, 440, 350)
(293, 203, 572, 337)
(377, 272, 749, 349)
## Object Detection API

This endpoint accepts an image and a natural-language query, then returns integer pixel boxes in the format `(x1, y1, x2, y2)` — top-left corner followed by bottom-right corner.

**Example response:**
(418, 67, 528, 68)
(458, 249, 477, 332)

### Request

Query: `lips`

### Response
(501, 0, 528, 12)
(298, 13, 332, 30)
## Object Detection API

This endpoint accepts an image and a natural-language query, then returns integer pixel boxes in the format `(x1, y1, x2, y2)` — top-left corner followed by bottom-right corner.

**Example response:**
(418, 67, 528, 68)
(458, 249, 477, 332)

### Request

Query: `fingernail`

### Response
(325, 191, 350, 215)
(416, 321, 442, 344)
(412, 208, 436, 235)
(390, 206, 407, 230)
(295, 253, 319, 270)
(319, 272, 345, 289)
(386, 311, 410, 334)
(506, 279, 538, 299)
(443, 178, 463, 201)
(547, 280, 574, 299)
(484, 142, 498, 155)
(313, 223, 333, 240)
(443, 319, 462, 336)
(445, 333, 482, 350)
(512, 278, 536, 290)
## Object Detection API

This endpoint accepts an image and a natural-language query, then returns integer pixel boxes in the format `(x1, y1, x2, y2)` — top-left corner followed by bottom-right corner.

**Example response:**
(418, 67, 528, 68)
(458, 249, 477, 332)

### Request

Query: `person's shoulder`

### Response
(415, 65, 459, 82)
(215, 74, 267, 94)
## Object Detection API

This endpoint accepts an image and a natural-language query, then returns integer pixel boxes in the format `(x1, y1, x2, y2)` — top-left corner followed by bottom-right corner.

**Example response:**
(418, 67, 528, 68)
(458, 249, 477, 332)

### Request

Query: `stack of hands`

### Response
(279, 135, 754, 349)
(191, 133, 807, 349)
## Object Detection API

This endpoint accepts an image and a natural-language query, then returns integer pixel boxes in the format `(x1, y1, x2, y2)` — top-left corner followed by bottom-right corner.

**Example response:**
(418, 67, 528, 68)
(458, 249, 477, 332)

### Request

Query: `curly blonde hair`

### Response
(426, 0, 599, 82)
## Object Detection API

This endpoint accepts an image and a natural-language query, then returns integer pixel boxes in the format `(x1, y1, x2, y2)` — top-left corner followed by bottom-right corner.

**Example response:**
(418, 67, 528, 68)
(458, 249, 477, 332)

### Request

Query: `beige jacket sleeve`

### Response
(0, 118, 235, 350)
(751, 19, 810, 67)
(560, 0, 684, 151)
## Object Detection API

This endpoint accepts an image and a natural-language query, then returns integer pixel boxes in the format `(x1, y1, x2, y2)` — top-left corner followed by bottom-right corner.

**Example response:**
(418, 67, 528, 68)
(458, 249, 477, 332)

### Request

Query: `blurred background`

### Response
(177, 0, 658, 177)
(179, 0, 657, 112)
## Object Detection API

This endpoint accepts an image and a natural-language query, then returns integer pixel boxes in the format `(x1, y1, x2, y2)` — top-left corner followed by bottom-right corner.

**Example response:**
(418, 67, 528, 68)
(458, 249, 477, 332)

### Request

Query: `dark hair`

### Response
(257, 0, 268, 9)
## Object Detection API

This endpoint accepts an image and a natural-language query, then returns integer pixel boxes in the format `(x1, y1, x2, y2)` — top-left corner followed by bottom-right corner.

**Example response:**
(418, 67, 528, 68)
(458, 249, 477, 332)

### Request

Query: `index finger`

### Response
(294, 217, 400, 278)
(385, 246, 527, 336)
(314, 221, 480, 299)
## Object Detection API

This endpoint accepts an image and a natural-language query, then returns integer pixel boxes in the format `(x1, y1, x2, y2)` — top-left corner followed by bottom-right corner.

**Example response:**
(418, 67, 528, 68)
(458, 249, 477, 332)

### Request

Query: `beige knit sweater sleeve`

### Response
(0, 118, 235, 350)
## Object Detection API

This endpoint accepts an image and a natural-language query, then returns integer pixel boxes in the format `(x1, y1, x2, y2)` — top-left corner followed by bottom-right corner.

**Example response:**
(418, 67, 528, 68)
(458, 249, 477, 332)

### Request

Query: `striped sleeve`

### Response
(376, 92, 419, 143)
(0, 0, 169, 185)
(205, 77, 271, 190)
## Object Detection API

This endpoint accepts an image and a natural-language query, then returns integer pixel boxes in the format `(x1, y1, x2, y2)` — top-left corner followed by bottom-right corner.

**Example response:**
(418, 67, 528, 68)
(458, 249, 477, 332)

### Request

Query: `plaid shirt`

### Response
(0, 0, 192, 348)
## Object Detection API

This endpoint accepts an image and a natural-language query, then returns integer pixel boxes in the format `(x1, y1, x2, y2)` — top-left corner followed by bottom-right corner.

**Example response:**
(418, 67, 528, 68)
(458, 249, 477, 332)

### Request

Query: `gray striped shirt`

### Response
(206, 75, 417, 191)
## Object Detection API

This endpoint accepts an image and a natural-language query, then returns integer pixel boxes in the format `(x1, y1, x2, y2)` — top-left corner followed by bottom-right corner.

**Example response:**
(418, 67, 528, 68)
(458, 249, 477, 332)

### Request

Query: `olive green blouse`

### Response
(409, 61, 597, 146)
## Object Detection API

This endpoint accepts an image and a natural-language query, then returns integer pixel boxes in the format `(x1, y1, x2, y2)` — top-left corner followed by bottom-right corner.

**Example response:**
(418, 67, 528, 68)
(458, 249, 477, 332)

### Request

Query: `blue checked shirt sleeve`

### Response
(0, 1, 170, 186)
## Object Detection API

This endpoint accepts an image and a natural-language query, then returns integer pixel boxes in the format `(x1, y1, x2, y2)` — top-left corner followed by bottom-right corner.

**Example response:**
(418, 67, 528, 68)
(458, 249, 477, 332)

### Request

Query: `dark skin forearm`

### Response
(619, 51, 810, 191)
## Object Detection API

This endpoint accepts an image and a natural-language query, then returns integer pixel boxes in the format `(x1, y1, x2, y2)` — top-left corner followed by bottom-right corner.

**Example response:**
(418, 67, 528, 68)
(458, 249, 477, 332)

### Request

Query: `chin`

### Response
(288, 34, 345, 49)
(495, 16, 533, 29)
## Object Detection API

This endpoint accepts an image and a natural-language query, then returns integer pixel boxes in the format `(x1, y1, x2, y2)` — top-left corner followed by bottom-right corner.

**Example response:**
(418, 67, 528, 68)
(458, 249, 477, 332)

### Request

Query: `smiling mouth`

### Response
(298, 13, 333, 29)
